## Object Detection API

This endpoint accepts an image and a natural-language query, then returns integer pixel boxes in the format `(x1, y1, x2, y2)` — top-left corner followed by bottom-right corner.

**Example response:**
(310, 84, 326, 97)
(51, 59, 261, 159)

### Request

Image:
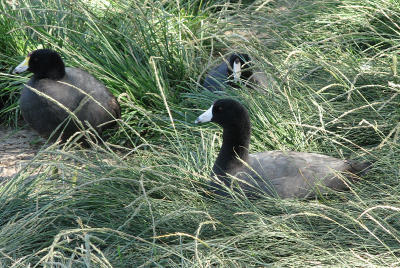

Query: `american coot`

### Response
(13, 49, 121, 145)
(195, 99, 372, 199)
(202, 53, 269, 92)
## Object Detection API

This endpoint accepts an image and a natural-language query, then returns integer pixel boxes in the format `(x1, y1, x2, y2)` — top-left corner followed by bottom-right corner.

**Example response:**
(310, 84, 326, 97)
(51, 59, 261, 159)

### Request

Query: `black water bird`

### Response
(13, 49, 121, 145)
(202, 53, 269, 92)
(195, 99, 372, 198)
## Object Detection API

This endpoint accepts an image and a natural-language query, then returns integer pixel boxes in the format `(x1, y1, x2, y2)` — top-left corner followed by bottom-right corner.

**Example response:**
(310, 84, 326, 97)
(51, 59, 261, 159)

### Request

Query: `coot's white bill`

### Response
(233, 58, 241, 82)
(195, 105, 213, 124)
(13, 57, 30, 74)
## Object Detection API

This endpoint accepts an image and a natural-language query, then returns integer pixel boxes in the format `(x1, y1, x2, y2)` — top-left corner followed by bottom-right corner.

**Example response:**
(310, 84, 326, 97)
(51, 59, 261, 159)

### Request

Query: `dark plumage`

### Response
(195, 99, 372, 199)
(13, 49, 120, 145)
(202, 53, 268, 92)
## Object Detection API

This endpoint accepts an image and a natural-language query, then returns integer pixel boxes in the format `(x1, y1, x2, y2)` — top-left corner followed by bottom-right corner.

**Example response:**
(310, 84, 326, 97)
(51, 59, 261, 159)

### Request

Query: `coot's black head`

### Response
(227, 53, 253, 83)
(13, 49, 65, 80)
(195, 99, 250, 130)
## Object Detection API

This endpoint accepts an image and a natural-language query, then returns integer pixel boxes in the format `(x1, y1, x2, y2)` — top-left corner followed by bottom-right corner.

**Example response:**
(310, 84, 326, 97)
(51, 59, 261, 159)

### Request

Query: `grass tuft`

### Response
(1, 0, 400, 266)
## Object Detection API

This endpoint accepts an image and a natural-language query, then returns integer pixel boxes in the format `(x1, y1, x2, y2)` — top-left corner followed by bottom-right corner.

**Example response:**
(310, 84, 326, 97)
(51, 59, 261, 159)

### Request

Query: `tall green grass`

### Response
(0, 0, 400, 266)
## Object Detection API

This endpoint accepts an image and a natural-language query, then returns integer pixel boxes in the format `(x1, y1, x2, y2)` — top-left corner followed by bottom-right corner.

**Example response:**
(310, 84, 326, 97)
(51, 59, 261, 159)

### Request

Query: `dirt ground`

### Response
(0, 126, 45, 179)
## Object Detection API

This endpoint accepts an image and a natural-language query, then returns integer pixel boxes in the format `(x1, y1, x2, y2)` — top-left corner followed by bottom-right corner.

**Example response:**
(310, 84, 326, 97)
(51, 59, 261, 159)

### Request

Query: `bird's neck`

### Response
(213, 122, 251, 178)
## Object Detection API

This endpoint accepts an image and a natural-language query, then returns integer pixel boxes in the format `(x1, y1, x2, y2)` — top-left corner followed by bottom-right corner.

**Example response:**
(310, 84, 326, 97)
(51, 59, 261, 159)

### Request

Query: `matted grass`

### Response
(0, 0, 400, 266)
